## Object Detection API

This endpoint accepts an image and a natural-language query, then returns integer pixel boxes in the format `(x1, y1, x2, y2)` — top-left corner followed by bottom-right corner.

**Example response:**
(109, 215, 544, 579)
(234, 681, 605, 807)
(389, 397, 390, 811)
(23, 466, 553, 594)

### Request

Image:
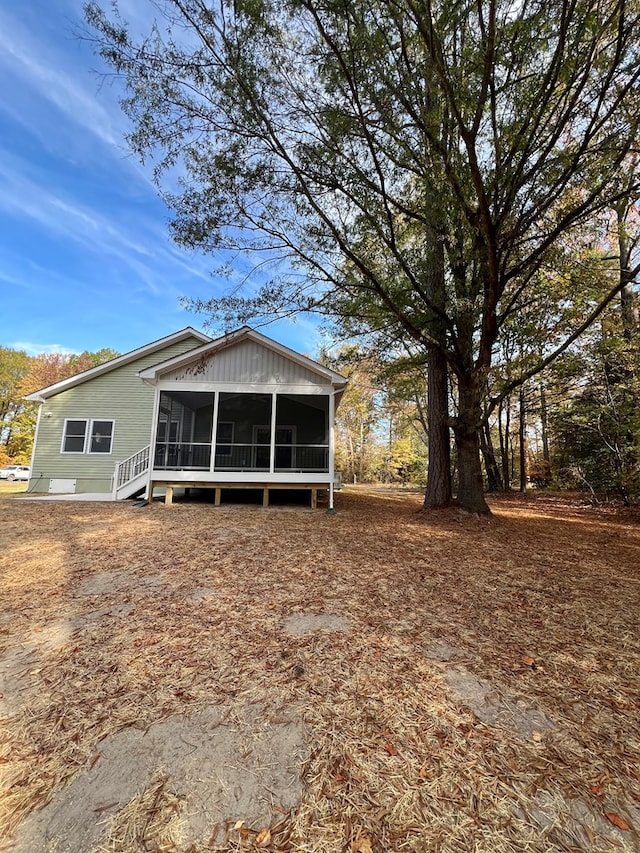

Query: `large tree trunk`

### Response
(480, 421, 503, 491)
(423, 226, 453, 508)
(454, 380, 491, 514)
(423, 344, 452, 507)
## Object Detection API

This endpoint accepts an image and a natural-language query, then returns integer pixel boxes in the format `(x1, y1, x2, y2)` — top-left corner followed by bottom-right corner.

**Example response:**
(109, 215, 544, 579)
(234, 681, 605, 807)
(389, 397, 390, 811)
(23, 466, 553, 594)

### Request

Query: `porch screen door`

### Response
(253, 425, 295, 469)
(275, 426, 295, 469)
(254, 426, 271, 469)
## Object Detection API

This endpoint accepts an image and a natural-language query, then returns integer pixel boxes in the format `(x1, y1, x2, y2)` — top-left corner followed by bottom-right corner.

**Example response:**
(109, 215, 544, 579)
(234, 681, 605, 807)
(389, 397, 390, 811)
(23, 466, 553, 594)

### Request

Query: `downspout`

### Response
(27, 402, 43, 493)
(269, 391, 278, 473)
(328, 389, 336, 512)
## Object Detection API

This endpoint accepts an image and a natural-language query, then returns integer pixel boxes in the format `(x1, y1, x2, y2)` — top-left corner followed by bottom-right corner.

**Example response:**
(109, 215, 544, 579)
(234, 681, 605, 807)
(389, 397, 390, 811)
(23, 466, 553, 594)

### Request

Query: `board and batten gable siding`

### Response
(163, 338, 332, 387)
(29, 338, 203, 494)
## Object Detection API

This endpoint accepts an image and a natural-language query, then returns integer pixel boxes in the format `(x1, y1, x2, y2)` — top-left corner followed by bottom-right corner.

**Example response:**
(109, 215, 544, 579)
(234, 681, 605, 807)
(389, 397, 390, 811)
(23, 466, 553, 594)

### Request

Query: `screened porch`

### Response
(152, 390, 330, 474)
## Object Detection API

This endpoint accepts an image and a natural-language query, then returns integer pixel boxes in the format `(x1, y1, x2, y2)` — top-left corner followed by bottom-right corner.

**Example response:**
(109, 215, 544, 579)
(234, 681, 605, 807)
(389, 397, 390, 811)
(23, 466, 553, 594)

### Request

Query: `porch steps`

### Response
(113, 445, 150, 500)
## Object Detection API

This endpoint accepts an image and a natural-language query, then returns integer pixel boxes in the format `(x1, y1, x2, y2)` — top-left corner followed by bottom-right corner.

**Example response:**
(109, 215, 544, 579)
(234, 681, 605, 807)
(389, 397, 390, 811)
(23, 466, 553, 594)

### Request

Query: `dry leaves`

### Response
(352, 835, 373, 853)
(605, 812, 632, 831)
(255, 827, 272, 847)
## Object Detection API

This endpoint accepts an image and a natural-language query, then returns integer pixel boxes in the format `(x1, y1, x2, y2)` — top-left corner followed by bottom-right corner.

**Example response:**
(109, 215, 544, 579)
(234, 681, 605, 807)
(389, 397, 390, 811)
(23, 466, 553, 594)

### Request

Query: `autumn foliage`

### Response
(0, 347, 118, 463)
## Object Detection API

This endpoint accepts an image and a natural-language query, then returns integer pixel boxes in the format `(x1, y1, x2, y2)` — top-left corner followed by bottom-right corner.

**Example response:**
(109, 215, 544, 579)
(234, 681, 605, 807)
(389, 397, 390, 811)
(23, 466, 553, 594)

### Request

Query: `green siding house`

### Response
(26, 326, 346, 508)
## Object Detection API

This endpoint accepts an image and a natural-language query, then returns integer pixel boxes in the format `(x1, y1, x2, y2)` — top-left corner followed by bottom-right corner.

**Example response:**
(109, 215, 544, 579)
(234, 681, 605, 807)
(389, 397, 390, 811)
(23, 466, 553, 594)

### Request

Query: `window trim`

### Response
(61, 418, 115, 455)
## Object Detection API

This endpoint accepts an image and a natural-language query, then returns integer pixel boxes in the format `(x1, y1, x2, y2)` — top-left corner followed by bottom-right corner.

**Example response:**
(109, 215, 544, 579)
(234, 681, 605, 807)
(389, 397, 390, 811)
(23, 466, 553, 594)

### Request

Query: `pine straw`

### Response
(96, 775, 183, 853)
(1, 488, 639, 852)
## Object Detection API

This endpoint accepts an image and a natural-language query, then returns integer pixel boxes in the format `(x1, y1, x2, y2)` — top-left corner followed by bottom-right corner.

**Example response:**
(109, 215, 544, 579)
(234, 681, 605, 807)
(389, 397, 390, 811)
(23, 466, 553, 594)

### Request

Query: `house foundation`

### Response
(150, 481, 326, 508)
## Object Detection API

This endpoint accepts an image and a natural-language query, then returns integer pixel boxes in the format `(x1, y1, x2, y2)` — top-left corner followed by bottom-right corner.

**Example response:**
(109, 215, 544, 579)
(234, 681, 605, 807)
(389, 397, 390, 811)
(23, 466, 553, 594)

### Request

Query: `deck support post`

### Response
(263, 487, 269, 507)
(311, 488, 317, 509)
(165, 486, 173, 506)
(215, 487, 221, 506)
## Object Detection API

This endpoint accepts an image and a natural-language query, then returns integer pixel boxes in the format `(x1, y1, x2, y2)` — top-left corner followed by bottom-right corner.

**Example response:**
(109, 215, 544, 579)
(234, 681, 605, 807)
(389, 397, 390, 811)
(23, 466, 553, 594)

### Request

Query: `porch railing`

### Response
(274, 444, 329, 473)
(115, 444, 150, 490)
(152, 441, 329, 473)
(154, 442, 212, 470)
(214, 442, 270, 471)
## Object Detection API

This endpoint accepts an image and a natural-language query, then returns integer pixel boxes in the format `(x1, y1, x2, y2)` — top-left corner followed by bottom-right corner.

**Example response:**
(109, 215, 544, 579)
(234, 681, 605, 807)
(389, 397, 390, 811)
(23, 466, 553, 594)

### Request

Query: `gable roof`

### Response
(25, 327, 211, 403)
(138, 326, 348, 388)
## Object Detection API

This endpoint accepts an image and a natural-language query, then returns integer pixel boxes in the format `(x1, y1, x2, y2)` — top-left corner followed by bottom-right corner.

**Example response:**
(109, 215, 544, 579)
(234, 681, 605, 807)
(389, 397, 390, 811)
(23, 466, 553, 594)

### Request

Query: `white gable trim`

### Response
(138, 326, 348, 387)
(25, 327, 211, 403)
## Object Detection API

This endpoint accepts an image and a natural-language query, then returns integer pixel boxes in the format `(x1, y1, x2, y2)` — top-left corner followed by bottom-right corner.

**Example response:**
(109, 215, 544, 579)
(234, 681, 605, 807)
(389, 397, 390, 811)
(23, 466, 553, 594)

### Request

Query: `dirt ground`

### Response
(1, 487, 639, 852)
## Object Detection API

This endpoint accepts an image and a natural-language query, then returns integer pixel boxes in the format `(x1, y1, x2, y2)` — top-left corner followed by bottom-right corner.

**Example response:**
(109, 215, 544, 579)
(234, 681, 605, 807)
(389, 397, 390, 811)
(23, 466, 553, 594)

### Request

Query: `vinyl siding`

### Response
(29, 338, 202, 493)
(166, 339, 331, 386)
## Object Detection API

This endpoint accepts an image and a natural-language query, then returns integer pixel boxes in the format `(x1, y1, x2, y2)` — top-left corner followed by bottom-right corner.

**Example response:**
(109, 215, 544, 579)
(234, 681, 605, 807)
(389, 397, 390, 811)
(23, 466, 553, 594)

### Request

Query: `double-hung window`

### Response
(62, 419, 115, 454)
(62, 419, 88, 453)
(89, 420, 114, 453)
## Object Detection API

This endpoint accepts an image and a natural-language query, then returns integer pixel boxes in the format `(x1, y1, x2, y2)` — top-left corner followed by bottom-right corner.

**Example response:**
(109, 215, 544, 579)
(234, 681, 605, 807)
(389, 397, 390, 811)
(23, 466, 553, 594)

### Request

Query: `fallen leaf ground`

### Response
(1, 487, 639, 852)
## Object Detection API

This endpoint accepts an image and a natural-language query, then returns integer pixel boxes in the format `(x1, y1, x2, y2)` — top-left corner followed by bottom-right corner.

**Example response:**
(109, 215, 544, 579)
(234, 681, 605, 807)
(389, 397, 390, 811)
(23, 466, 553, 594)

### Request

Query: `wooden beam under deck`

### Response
(149, 481, 326, 508)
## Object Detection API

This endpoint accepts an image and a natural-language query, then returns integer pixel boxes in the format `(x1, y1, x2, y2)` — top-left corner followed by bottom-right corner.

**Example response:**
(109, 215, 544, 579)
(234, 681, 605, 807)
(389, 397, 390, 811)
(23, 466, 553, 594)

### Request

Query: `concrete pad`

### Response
(19, 493, 115, 502)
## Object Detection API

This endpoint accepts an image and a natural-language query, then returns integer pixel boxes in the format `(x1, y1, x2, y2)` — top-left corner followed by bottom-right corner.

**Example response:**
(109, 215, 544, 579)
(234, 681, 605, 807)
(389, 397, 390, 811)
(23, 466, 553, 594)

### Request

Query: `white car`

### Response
(0, 465, 31, 481)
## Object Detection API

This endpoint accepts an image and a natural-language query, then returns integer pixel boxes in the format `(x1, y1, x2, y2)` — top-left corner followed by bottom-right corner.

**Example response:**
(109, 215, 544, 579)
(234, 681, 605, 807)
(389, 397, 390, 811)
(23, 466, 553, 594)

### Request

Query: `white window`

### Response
(89, 420, 114, 454)
(62, 419, 114, 454)
(62, 419, 88, 453)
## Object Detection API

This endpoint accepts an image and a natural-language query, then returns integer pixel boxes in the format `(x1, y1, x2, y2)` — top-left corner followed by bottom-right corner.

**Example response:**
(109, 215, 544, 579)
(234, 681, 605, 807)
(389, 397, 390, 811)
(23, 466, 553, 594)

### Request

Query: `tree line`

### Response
(0, 348, 118, 466)
(330, 277, 640, 504)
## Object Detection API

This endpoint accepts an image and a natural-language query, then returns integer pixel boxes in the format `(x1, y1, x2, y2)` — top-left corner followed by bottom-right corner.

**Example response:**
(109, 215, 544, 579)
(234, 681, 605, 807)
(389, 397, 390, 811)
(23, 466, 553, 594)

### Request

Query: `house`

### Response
(26, 326, 347, 508)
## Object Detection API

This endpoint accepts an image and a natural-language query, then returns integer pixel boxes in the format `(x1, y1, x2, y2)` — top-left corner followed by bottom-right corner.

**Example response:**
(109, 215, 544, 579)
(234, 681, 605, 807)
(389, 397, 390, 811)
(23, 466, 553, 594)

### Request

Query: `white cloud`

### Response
(0, 7, 123, 149)
(0, 4, 159, 200)
(9, 341, 75, 356)
(0, 268, 40, 292)
(0, 150, 154, 287)
(0, 2, 308, 357)
(0, 142, 220, 305)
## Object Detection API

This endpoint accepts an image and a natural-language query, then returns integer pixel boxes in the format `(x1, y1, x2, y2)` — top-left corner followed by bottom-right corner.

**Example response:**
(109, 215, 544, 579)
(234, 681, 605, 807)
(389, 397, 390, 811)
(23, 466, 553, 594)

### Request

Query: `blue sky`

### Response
(0, 0, 320, 358)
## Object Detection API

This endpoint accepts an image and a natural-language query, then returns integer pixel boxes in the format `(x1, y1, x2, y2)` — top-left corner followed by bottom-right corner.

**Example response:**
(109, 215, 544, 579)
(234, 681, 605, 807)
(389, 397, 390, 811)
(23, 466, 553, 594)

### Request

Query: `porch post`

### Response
(269, 391, 277, 473)
(145, 385, 161, 500)
(328, 390, 335, 511)
(112, 460, 121, 500)
(211, 390, 220, 472)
